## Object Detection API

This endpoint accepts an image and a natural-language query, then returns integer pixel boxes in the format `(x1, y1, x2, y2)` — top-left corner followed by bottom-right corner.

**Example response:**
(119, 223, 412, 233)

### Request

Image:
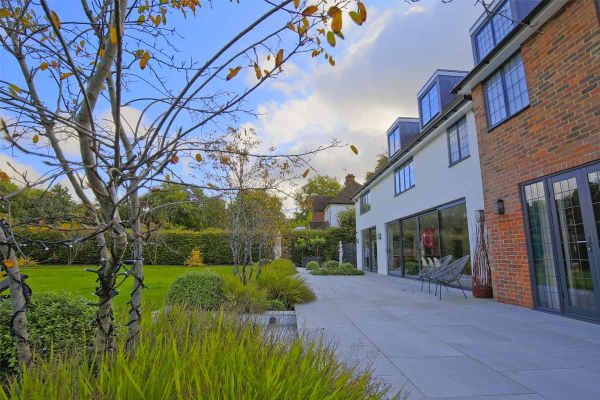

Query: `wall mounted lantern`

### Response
(493, 199, 505, 215)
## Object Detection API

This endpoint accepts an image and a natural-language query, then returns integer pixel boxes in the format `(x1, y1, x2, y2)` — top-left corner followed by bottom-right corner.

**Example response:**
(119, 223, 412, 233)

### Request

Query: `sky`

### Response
(0, 0, 484, 213)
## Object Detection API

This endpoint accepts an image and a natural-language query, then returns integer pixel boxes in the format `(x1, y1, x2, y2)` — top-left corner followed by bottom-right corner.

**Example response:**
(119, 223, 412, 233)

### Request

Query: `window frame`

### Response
(483, 51, 530, 129)
(359, 191, 371, 215)
(394, 159, 415, 195)
(387, 126, 400, 157)
(447, 116, 470, 166)
(419, 83, 440, 127)
(473, 0, 514, 62)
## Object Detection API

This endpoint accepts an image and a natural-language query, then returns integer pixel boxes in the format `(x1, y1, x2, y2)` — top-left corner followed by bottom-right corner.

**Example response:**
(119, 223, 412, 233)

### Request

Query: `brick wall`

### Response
(472, 0, 600, 307)
(312, 211, 325, 223)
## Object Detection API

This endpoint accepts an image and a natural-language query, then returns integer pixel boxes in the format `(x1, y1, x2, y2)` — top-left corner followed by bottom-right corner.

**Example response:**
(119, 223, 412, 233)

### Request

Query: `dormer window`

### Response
(388, 126, 400, 157)
(474, 1, 514, 62)
(419, 83, 440, 126)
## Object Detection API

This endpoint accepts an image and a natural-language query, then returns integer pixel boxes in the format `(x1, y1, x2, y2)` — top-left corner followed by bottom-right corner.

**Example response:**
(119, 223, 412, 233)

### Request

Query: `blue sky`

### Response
(0, 0, 484, 210)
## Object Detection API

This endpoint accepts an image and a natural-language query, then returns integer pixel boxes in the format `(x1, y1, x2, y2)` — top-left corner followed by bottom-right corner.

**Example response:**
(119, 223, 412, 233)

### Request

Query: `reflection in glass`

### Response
(419, 210, 440, 263)
(362, 227, 378, 272)
(387, 222, 401, 274)
(524, 181, 560, 310)
(439, 203, 471, 278)
(589, 170, 600, 251)
(402, 218, 419, 276)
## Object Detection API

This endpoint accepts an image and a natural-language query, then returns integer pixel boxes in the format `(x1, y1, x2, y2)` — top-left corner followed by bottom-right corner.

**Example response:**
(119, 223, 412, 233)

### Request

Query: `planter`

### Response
(301, 256, 322, 268)
(472, 285, 493, 298)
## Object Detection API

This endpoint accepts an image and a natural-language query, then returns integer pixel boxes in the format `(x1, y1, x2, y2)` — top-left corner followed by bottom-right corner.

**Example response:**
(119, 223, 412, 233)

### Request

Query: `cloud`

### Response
(244, 1, 482, 214)
(0, 154, 42, 185)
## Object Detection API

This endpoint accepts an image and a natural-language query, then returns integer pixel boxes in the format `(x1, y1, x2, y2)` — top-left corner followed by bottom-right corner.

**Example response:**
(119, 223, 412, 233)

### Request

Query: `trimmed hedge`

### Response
(167, 271, 225, 309)
(305, 261, 320, 271)
(311, 262, 364, 276)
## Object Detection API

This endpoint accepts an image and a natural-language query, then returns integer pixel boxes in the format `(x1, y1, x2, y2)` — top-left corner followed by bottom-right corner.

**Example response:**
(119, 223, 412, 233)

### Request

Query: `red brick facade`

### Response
(472, 0, 600, 307)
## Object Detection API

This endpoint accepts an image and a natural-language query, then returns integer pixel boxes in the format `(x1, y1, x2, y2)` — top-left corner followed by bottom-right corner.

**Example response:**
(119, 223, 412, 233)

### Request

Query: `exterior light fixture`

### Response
(493, 199, 505, 215)
(378, 233, 382, 240)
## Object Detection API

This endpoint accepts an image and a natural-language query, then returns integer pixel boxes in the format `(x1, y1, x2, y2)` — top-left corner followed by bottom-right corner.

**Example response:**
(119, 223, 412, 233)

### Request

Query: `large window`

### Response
(388, 126, 400, 156)
(447, 117, 470, 165)
(362, 227, 377, 272)
(475, 0, 514, 61)
(484, 51, 529, 127)
(359, 191, 371, 214)
(419, 83, 439, 126)
(394, 160, 415, 195)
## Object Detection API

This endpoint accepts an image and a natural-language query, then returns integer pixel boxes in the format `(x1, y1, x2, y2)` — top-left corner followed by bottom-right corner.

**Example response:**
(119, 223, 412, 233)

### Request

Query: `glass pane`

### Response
(439, 203, 471, 286)
(420, 94, 430, 125)
(553, 177, 595, 311)
(419, 210, 440, 265)
(458, 118, 469, 158)
(588, 170, 600, 248)
(524, 181, 560, 310)
(449, 128, 460, 163)
(493, 1, 514, 43)
(370, 227, 378, 272)
(429, 84, 439, 118)
(503, 52, 529, 114)
(485, 70, 508, 126)
(387, 222, 402, 274)
(402, 218, 419, 277)
(476, 22, 494, 61)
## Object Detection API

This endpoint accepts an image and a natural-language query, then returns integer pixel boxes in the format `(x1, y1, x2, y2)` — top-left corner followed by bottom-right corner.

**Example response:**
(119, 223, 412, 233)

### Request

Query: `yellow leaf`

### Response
(253, 63, 262, 80)
(165, 174, 171, 182)
(50, 10, 60, 29)
(329, 56, 335, 66)
(287, 22, 295, 32)
(293, 0, 300, 9)
(0, 171, 9, 182)
(350, 144, 358, 154)
(226, 66, 241, 81)
(171, 154, 179, 164)
(331, 10, 342, 33)
(358, 2, 367, 22)
(32, 134, 39, 144)
(302, 5, 318, 16)
(275, 49, 284, 68)
(4, 259, 14, 268)
(59, 222, 71, 230)
(110, 26, 117, 45)
(195, 153, 202, 162)
(302, 169, 310, 178)
(8, 84, 22, 97)
(137, 14, 145, 25)
(51, 60, 58, 68)
(80, 40, 85, 48)
(349, 11, 362, 25)
(326, 31, 336, 47)
(60, 72, 73, 80)
(140, 51, 150, 69)
(134, 49, 144, 58)
(0, 8, 10, 18)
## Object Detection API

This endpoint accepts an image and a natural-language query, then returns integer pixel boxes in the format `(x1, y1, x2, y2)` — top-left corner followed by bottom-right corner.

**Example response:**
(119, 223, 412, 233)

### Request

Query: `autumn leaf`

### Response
(302, 5, 318, 16)
(60, 72, 73, 80)
(171, 154, 179, 164)
(51, 60, 58, 68)
(226, 66, 241, 81)
(140, 51, 150, 69)
(287, 22, 295, 32)
(349, 11, 362, 25)
(110, 26, 117, 45)
(350, 144, 358, 154)
(358, 2, 367, 22)
(329, 57, 335, 66)
(134, 49, 144, 58)
(326, 31, 336, 47)
(137, 14, 145, 25)
(32, 134, 39, 144)
(50, 10, 61, 29)
(0, 8, 10, 18)
(8, 83, 22, 97)
(302, 169, 310, 178)
(59, 222, 71, 230)
(195, 153, 202, 162)
(4, 259, 14, 268)
(331, 10, 342, 33)
(165, 174, 171, 182)
(0, 171, 9, 182)
(275, 49, 284, 67)
(253, 63, 262, 80)
(293, 0, 300, 9)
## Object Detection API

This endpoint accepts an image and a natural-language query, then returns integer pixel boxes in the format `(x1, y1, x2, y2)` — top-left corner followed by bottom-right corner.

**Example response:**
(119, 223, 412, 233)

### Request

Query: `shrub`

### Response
(305, 261, 319, 271)
(323, 260, 340, 269)
(17, 256, 39, 268)
(257, 271, 316, 308)
(0, 292, 95, 372)
(311, 262, 364, 276)
(262, 259, 297, 276)
(166, 271, 224, 309)
(184, 247, 204, 267)
(1, 308, 392, 399)
(223, 275, 269, 314)
(267, 299, 287, 311)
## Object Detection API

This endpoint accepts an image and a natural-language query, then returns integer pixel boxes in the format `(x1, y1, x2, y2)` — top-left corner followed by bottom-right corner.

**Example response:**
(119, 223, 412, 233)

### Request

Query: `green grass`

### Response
(22, 264, 233, 308)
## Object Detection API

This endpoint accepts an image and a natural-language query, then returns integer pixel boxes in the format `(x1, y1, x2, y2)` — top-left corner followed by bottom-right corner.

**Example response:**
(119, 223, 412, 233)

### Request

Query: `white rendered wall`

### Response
(355, 107, 484, 275)
(324, 204, 353, 227)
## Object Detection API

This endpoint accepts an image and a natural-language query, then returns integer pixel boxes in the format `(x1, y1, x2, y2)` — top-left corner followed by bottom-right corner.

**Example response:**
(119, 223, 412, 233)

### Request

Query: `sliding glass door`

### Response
(387, 222, 401, 275)
(362, 227, 378, 272)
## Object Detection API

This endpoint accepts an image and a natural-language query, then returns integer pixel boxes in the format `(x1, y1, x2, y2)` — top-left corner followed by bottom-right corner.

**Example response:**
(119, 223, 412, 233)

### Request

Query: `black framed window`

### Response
(359, 191, 371, 214)
(484, 51, 529, 128)
(447, 117, 470, 165)
(394, 160, 415, 195)
(388, 126, 400, 157)
(475, 0, 514, 62)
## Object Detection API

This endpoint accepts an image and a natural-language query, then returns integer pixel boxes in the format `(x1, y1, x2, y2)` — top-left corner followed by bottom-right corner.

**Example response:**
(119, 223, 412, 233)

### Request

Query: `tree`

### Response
(295, 175, 342, 220)
(364, 153, 388, 181)
(0, 0, 368, 359)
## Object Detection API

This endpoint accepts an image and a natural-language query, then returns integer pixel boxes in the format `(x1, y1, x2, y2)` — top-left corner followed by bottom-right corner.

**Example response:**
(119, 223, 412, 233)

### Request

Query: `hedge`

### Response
(16, 227, 355, 266)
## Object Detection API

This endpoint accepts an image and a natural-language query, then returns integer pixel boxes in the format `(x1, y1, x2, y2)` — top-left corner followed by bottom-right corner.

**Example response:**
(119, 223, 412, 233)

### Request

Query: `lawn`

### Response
(22, 264, 234, 308)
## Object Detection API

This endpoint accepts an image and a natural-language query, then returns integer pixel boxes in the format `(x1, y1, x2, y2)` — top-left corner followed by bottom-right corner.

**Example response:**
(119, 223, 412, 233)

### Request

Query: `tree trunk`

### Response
(0, 225, 32, 366)
(127, 228, 144, 350)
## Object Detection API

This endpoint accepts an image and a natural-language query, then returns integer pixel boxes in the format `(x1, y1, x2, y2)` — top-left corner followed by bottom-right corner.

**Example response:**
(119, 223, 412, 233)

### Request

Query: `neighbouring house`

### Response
(309, 174, 362, 229)
(352, 71, 485, 289)
(453, 0, 600, 320)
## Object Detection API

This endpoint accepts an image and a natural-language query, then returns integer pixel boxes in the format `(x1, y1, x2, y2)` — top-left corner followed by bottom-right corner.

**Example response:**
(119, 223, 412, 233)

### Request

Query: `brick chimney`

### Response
(344, 174, 355, 187)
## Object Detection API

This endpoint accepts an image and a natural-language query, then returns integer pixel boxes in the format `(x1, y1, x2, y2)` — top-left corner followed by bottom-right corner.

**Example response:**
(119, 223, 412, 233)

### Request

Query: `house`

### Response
(309, 174, 362, 229)
(354, 0, 600, 321)
(453, 0, 600, 320)
(352, 70, 485, 288)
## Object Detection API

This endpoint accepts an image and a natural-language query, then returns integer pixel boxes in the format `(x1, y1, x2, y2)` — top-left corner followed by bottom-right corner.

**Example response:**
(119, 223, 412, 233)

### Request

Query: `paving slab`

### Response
(295, 269, 600, 399)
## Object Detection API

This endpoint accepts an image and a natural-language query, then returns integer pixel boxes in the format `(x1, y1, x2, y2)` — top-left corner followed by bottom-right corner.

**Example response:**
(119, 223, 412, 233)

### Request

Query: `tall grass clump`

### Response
(166, 270, 224, 309)
(1, 307, 393, 400)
